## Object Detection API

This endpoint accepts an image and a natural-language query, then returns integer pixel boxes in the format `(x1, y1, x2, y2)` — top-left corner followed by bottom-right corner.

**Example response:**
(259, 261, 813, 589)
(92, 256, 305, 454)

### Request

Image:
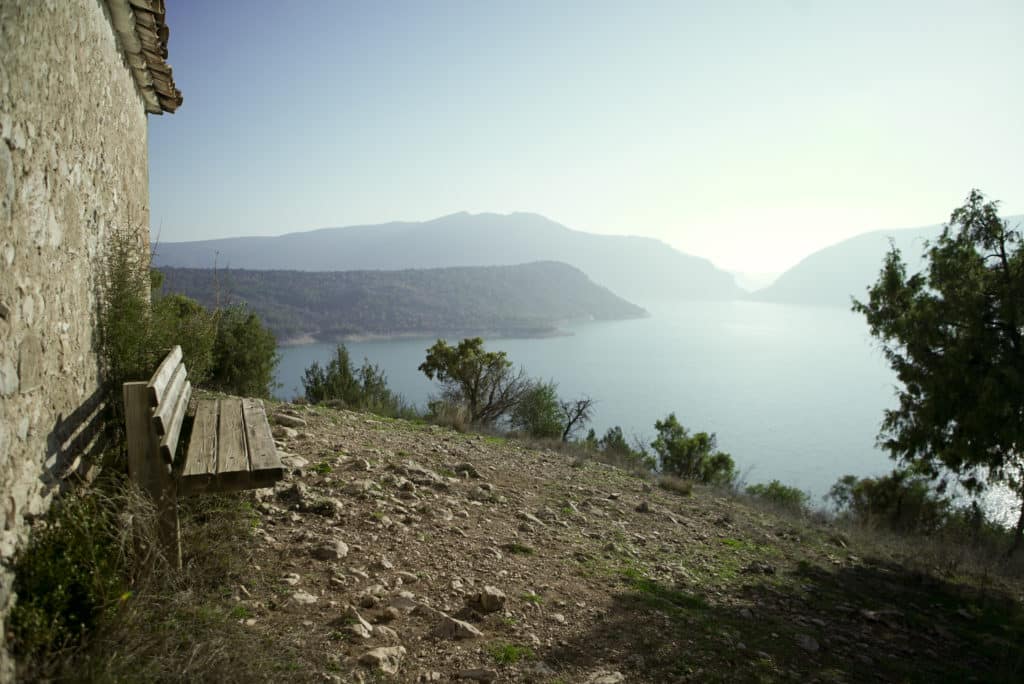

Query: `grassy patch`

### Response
(503, 542, 535, 555)
(310, 461, 333, 474)
(621, 570, 709, 613)
(488, 642, 534, 665)
(520, 592, 544, 605)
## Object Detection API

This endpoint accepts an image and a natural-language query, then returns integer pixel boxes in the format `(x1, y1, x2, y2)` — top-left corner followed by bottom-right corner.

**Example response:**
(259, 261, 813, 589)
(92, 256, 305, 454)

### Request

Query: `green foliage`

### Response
(10, 483, 132, 662)
(489, 642, 534, 665)
(510, 379, 563, 438)
(651, 413, 736, 486)
(302, 344, 411, 417)
(97, 226, 157, 426)
(746, 480, 810, 513)
(503, 542, 536, 555)
(208, 305, 279, 398)
(98, 231, 279, 440)
(150, 293, 217, 385)
(827, 471, 951, 534)
(419, 337, 528, 425)
(852, 190, 1024, 551)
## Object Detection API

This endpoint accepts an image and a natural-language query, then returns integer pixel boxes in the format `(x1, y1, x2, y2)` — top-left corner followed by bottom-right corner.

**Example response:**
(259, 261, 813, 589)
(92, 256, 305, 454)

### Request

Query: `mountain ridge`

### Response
(752, 214, 1024, 307)
(153, 212, 743, 304)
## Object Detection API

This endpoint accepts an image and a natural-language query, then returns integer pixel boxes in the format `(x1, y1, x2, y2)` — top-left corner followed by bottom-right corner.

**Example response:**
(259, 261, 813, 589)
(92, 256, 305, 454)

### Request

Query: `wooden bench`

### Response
(123, 345, 284, 568)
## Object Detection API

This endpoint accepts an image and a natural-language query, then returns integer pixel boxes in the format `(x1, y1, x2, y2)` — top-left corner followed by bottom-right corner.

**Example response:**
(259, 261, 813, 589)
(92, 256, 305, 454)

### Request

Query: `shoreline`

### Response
(275, 312, 650, 347)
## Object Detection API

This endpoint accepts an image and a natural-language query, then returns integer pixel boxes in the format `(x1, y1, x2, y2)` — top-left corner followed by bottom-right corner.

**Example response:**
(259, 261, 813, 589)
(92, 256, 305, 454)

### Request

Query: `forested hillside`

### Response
(159, 261, 646, 342)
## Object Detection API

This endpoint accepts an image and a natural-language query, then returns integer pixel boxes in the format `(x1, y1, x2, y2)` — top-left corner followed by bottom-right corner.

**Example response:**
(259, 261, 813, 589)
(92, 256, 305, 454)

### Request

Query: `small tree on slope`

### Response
(418, 337, 528, 425)
(853, 190, 1024, 554)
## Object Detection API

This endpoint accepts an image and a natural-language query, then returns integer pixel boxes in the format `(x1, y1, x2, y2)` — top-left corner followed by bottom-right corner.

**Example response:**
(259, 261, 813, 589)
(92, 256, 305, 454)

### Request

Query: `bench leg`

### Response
(124, 381, 182, 570)
(155, 486, 181, 570)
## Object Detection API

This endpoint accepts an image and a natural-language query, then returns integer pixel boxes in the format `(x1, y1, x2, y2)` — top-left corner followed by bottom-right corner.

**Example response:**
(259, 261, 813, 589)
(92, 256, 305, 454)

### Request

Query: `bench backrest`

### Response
(146, 345, 193, 465)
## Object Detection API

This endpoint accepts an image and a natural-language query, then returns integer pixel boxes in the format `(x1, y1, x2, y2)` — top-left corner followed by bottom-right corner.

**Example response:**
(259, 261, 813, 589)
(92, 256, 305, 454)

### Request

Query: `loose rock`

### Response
(358, 646, 406, 675)
(273, 412, 307, 428)
(310, 540, 349, 561)
(433, 613, 484, 640)
(467, 585, 506, 614)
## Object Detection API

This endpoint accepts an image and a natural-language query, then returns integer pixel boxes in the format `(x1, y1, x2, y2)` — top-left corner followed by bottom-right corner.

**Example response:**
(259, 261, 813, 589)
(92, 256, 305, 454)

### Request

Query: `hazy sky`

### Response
(149, 0, 1024, 275)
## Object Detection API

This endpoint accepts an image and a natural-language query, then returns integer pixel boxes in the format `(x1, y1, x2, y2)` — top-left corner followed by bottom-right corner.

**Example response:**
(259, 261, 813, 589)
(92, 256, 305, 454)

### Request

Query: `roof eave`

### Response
(106, 0, 183, 114)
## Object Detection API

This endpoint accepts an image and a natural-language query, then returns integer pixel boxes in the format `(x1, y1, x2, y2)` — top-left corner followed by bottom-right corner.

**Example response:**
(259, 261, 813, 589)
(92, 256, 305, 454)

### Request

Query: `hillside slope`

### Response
(750, 224, 940, 307)
(752, 214, 1024, 307)
(153, 212, 742, 303)
(82, 399, 1023, 682)
(159, 261, 647, 342)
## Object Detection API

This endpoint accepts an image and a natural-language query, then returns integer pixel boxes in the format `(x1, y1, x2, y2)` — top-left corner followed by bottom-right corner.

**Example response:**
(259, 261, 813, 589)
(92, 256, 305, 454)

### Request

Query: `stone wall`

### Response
(0, 0, 150, 677)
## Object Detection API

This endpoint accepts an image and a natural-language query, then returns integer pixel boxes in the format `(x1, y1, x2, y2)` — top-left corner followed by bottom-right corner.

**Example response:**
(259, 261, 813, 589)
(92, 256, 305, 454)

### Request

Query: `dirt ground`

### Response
(176, 400, 1024, 683)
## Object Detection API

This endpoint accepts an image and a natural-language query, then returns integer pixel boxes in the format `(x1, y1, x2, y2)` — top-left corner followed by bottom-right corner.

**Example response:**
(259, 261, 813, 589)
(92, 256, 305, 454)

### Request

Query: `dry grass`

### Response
(656, 474, 694, 496)
(730, 487, 1024, 584)
(15, 485, 305, 683)
(426, 400, 471, 433)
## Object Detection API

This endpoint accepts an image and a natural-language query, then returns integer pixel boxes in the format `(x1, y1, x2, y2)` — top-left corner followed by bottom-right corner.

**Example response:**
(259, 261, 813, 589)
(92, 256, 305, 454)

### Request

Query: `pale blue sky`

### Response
(149, 1, 1024, 274)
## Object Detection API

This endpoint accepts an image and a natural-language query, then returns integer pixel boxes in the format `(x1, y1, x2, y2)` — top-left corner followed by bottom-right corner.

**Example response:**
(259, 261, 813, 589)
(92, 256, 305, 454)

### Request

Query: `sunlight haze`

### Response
(150, 0, 1024, 276)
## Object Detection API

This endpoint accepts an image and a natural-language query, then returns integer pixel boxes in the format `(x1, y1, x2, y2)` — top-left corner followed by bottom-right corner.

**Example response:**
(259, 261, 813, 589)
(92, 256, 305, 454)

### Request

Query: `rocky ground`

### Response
(198, 400, 1024, 683)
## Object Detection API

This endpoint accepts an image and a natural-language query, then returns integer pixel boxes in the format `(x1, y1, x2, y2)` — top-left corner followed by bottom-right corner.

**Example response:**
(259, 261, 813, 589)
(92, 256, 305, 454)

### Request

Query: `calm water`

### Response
(274, 301, 1016, 522)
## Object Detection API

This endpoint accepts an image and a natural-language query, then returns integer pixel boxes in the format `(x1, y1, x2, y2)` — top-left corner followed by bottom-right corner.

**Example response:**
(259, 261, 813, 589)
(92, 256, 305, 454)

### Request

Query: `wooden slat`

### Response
(242, 398, 283, 475)
(158, 380, 191, 465)
(124, 382, 169, 492)
(151, 362, 186, 436)
(179, 398, 284, 497)
(217, 398, 249, 476)
(179, 468, 283, 497)
(147, 346, 183, 406)
(182, 399, 218, 479)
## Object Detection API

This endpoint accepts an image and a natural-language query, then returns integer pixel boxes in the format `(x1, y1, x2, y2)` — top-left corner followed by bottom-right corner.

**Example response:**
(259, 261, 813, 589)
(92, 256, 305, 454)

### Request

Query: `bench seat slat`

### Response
(178, 397, 284, 496)
(158, 380, 191, 465)
(182, 399, 218, 478)
(152, 361, 186, 436)
(217, 397, 249, 476)
(242, 398, 283, 478)
(147, 345, 183, 407)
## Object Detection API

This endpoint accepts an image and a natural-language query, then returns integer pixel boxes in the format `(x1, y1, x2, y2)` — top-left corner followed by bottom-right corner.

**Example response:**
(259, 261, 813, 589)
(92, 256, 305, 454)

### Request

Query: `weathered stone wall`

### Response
(0, 1, 150, 678)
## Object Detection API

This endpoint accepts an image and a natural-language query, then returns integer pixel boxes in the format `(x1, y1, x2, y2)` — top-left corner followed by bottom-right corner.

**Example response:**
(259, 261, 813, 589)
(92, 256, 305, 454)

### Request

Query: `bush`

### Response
(302, 344, 413, 417)
(746, 480, 810, 513)
(827, 471, 950, 534)
(150, 293, 217, 385)
(10, 478, 144, 671)
(97, 227, 157, 428)
(510, 379, 563, 439)
(597, 426, 656, 473)
(657, 475, 694, 496)
(208, 305, 279, 398)
(651, 413, 736, 486)
(426, 398, 470, 432)
(98, 235, 279, 438)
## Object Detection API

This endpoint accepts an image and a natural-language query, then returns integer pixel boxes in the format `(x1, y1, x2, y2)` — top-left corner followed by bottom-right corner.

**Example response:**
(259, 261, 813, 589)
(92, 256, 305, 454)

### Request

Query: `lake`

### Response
(274, 300, 1016, 523)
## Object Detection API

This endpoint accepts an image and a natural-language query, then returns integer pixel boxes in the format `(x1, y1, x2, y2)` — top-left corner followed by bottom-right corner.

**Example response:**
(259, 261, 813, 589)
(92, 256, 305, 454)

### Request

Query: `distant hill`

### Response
(750, 223, 944, 307)
(158, 261, 647, 342)
(153, 212, 742, 303)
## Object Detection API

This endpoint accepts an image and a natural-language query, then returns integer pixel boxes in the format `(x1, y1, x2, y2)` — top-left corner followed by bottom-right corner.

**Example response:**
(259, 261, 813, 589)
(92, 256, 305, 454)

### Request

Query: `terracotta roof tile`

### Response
(108, 0, 182, 114)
